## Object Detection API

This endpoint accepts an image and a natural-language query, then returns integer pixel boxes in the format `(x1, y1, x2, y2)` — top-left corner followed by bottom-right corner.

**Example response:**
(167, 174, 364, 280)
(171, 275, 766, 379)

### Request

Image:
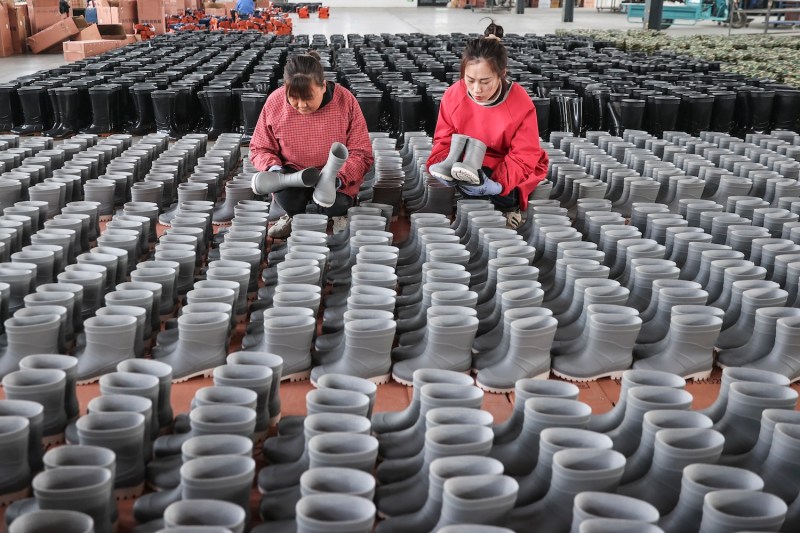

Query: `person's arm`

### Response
(337, 96, 374, 190)
(249, 100, 283, 172)
(489, 106, 547, 195)
(426, 92, 457, 171)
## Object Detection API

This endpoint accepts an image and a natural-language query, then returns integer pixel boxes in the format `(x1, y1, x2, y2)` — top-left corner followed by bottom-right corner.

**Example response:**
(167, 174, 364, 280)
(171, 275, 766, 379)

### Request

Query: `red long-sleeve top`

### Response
(426, 80, 549, 210)
(249, 83, 374, 199)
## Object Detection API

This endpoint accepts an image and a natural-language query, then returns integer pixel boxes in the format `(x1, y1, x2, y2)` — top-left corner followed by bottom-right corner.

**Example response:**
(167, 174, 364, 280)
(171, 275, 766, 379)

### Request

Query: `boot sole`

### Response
(171, 367, 217, 384)
(429, 169, 453, 182)
(450, 167, 481, 185)
(476, 370, 550, 394)
(115, 482, 145, 500)
(552, 369, 626, 382)
(681, 368, 713, 381)
(212, 220, 233, 226)
(0, 486, 30, 507)
(391, 373, 414, 387)
(42, 432, 66, 450)
(310, 372, 391, 388)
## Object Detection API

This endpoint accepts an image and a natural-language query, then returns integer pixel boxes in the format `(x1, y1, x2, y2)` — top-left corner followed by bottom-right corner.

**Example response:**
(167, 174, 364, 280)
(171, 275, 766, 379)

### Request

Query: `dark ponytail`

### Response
(284, 51, 325, 100)
(482, 18, 504, 39)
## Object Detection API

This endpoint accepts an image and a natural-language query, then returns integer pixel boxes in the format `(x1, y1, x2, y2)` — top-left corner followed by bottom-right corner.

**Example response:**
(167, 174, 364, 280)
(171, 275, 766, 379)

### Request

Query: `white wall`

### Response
(289, 0, 418, 7)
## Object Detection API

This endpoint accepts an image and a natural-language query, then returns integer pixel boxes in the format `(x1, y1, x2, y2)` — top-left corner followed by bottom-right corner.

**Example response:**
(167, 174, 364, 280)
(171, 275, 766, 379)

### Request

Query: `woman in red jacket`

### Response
(427, 26, 549, 228)
(250, 52, 373, 238)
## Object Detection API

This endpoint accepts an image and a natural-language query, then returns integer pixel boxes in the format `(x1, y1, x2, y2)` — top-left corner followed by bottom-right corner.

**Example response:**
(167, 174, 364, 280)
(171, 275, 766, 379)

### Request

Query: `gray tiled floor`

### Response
(0, 6, 794, 83)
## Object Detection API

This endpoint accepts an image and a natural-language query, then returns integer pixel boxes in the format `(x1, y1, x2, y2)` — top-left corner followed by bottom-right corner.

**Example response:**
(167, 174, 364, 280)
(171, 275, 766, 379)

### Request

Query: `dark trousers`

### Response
(274, 187, 354, 217)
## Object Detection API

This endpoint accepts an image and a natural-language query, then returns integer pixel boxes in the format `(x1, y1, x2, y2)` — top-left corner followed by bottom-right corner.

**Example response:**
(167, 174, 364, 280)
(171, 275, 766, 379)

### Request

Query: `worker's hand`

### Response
(458, 172, 502, 196)
(431, 173, 456, 188)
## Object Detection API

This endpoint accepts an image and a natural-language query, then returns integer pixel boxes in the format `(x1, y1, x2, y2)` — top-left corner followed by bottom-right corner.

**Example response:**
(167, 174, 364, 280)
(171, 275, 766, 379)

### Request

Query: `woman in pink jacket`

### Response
(427, 25, 549, 228)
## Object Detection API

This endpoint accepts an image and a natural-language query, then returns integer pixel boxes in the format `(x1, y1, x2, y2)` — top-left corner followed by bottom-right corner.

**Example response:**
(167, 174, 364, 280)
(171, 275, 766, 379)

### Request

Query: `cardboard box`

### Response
(74, 20, 100, 38)
(164, 0, 181, 15)
(7, 3, 31, 53)
(0, 4, 14, 57)
(26, 0, 61, 33)
(136, 0, 164, 33)
(26, 13, 79, 52)
(203, 1, 225, 15)
(97, 0, 134, 30)
(62, 35, 127, 59)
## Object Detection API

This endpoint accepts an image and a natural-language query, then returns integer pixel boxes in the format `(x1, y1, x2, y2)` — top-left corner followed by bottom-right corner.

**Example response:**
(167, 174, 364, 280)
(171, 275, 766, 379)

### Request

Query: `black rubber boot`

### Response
(203, 88, 234, 140)
(685, 94, 714, 137)
(356, 92, 382, 132)
(607, 93, 626, 137)
(394, 93, 422, 137)
(197, 90, 212, 134)
(620, 98, 646, 133)
(532, 97, 551, 141)
(151, 89, 181, 140)
(750, 89, 775, 134)
(128, 83, 157, 135)
(240, 93, 267, 145)
(709, 91, 736, 134)
(553, 93, 582, 136)
(116, 78, 136, 132)
(646, 95, 680, 138)
(734, 87, 755, 136)
(171, 85, 194, 135)
(772, 88, 800, 131)
(0, 83, 21, 132)
(46, 87, 80, 139)
(12, 85, 47, 135)
(43, 88, 63, 138)
(83, 85, 117, 134)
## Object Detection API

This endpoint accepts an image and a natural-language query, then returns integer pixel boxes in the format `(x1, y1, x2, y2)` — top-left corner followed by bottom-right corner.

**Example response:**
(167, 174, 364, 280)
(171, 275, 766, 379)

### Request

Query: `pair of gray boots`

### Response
(251, 143, 349, 208)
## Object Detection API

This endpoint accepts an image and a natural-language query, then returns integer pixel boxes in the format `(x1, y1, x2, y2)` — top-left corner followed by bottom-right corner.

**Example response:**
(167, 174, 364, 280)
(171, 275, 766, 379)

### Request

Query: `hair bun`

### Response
(482, 18, 504, 39)
(306, 50, 322, 61)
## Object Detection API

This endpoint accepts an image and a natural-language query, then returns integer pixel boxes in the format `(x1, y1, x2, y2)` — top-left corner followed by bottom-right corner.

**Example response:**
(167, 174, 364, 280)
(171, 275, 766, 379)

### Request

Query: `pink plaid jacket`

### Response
(249, 84, 374, 199)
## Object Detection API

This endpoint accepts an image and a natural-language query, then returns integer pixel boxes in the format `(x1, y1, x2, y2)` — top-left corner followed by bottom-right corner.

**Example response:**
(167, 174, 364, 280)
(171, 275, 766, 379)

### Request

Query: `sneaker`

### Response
(268, 214, 293, 239)
(504, 210, 523, 230)
(331, 216, 348, 234)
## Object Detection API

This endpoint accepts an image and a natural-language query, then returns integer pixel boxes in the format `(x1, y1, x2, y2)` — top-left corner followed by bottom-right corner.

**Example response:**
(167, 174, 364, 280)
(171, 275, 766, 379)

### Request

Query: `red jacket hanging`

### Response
(426, 80, 549, 211)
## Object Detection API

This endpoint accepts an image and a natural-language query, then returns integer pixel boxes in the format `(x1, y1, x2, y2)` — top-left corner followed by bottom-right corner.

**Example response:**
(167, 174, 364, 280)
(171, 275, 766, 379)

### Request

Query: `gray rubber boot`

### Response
(246, 307, 314, 356)
(259, 314, 316, 382)
(76, 412, 146, 499)
(717, 307, 800, 368)
(260, 466, 377, 523)
(31, 466, 115, 533)
(167, 386, 257, 438)
(0, 400, 44, 473)
(376, 407, 492, 485)
(607, 385, 694, 457)
(490, 398, 592, 476)
(98, 371, 159, 439)
(391, 314, 479, 385)
(307, 432, 378, 473)
(698, 489, 787, 533)
(311, 318, 396, 385)
(450, 138, 488, 185)
(429, 134, 468, 182)
(701, 367, 790, 423)
(295, 494, 375, 533)
(151, 312, 229, 383)
(623, 409, 714, 484)
(578, 518, 663, 533)
(660, 463, 765, 533)
(552, 311, 642, 382)
(0, 315, 61, 379)
(493, 380, 580, 445)
(18, 354, 79, 421)
(618, 428, 725, 514)
(476, 315, 557, 393)
(262, 410, 370, 476)
(313, 143, 349, 208)
(251, 168, 320, 195)
(633, 314, 722, 380)
(743, 316, 800, 381)
(2, 369, 66, 448)
(432, 474, 518, 530)
(571, 492, 660, 533)
(74, 314, 138, 384)
(0, 415, 31, 506)
(716, 287, 789, 351)
(721, 408, 800, 470)
(153, 405, 256, 459)
(117, 359, 174, 432)
(105, 288, 157, 344)
(8, 510, 94, 533)
(506, 448, 627, 533)
(180, 455, 255, 528)
(378, 383, 484, 460)
(754, 423, 800, 503)
(371, 368, 474, 435)
(226, 351, 283, 426)
(713, 381, 798, 455)
(142, 433, 253, 500)
(213, 364, 272, 443)
(163, 499, 246, 533)
(96, 305, 146, 358)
